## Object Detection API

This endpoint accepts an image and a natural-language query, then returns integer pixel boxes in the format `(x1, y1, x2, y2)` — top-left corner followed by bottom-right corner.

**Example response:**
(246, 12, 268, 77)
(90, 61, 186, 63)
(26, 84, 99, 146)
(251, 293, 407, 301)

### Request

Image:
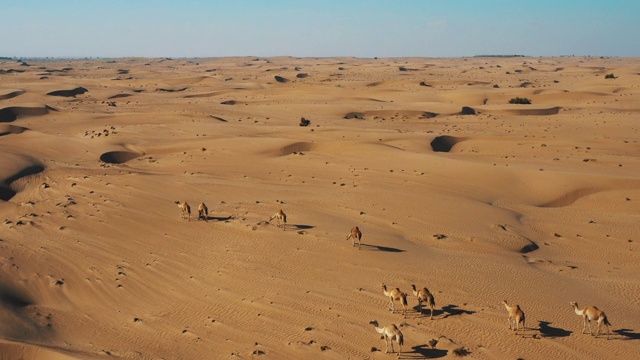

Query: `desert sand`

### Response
(0, 56, 639, 359)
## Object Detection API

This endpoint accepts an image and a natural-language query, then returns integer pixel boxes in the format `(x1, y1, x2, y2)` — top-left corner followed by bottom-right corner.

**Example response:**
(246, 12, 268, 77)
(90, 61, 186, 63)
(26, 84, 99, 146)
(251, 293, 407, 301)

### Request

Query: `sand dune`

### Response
(0, 124, 29, 136)
(0, 153, 45, 201)
(476, 105, 562, 116)
(46, 87, 88, 97)
(0, 340, 79, 360)
(0, 56, 638, 359)
(107, 93, 133, 99)
(0, 105, 54, 123)
(0, 89, 26, 101)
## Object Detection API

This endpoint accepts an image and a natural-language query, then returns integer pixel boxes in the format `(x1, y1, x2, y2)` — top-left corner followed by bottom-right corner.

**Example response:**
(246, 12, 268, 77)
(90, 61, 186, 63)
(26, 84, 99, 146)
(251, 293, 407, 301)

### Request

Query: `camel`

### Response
(570, 301, 611, 339)
(198, 202, 208, 221)
(369, 320, 403, 356)
(269, 209, 287, 230)
(382, 284, 408, 316)
(175, 201, 191, 221)
(411, 284, 436, 320)
(346, 226, 362, 248)
(502, 300, 526, 335)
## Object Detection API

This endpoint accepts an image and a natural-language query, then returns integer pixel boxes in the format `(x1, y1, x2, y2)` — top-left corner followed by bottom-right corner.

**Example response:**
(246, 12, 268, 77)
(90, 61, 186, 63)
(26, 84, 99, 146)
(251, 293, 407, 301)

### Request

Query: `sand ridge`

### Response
(0, 56, 639, 359)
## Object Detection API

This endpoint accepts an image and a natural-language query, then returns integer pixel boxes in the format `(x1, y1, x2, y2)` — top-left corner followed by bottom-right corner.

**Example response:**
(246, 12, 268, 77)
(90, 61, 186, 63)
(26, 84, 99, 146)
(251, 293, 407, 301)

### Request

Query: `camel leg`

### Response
(385, 336, 390, 353)
(596, 319, 609, 338)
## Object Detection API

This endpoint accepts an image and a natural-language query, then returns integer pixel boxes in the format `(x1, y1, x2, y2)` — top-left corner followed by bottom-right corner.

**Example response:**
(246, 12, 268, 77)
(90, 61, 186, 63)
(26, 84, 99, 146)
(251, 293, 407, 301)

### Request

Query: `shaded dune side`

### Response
(46, 87, 88, 97)
(0, 89, 26, 100)
(537, 188, 603, 208)
(0, 125, 29, 136)
(277, 142, 315, 156)
(494, 224, 540, 254)
(156, 87, 187, 92)
(364, 109, 439, 119)
(99, 150, 143, 164)
(0, 106, 55, 123)
(0, 283, 33, 308)
(477, 106, 561, 116)
(184, 91, 230, 98)
(107, 93, 132, 99)
(0, 164, 45, 201)
(0, 282, 55, 345)
(430, 135, 466, 152)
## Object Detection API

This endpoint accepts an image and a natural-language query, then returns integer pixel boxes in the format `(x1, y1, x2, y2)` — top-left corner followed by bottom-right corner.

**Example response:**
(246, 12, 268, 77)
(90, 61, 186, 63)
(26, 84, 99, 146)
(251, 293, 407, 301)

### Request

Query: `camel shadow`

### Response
(406, 345, 447, 359)
(203, 215, 234, 222)
(411, 305, 438, 318)
(284, 224, 315, 231)
(441, 304, 475, 319)
(538, 320, 572, 338)
(614, 328, 640, 340)
(359, 243, 405, 253)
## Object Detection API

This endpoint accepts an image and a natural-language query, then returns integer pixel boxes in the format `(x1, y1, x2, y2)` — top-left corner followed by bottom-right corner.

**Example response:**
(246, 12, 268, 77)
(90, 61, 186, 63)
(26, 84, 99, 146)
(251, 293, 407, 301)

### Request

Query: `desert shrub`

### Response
(299, 117, 311, 127)
(453, 347, 471, 357)
(509, 97, 532, 104)
(605, 73, 616, 79)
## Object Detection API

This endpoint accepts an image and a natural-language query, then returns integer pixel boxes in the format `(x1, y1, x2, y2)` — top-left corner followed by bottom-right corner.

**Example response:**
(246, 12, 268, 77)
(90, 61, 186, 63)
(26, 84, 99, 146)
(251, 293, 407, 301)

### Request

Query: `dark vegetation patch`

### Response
(509, 97, 532, 104)
(299, 117, 311, 126)
(344, 112, 365, 120)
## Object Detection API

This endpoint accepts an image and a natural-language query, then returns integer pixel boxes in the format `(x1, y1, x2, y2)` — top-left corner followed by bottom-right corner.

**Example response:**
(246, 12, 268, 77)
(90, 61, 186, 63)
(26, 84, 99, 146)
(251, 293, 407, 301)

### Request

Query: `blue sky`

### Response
(2, 0, 638, 58)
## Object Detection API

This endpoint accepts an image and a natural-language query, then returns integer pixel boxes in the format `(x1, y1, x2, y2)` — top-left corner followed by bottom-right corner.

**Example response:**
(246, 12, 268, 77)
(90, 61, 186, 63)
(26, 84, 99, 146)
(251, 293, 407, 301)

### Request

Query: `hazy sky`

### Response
(2, 0, 639, 58)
